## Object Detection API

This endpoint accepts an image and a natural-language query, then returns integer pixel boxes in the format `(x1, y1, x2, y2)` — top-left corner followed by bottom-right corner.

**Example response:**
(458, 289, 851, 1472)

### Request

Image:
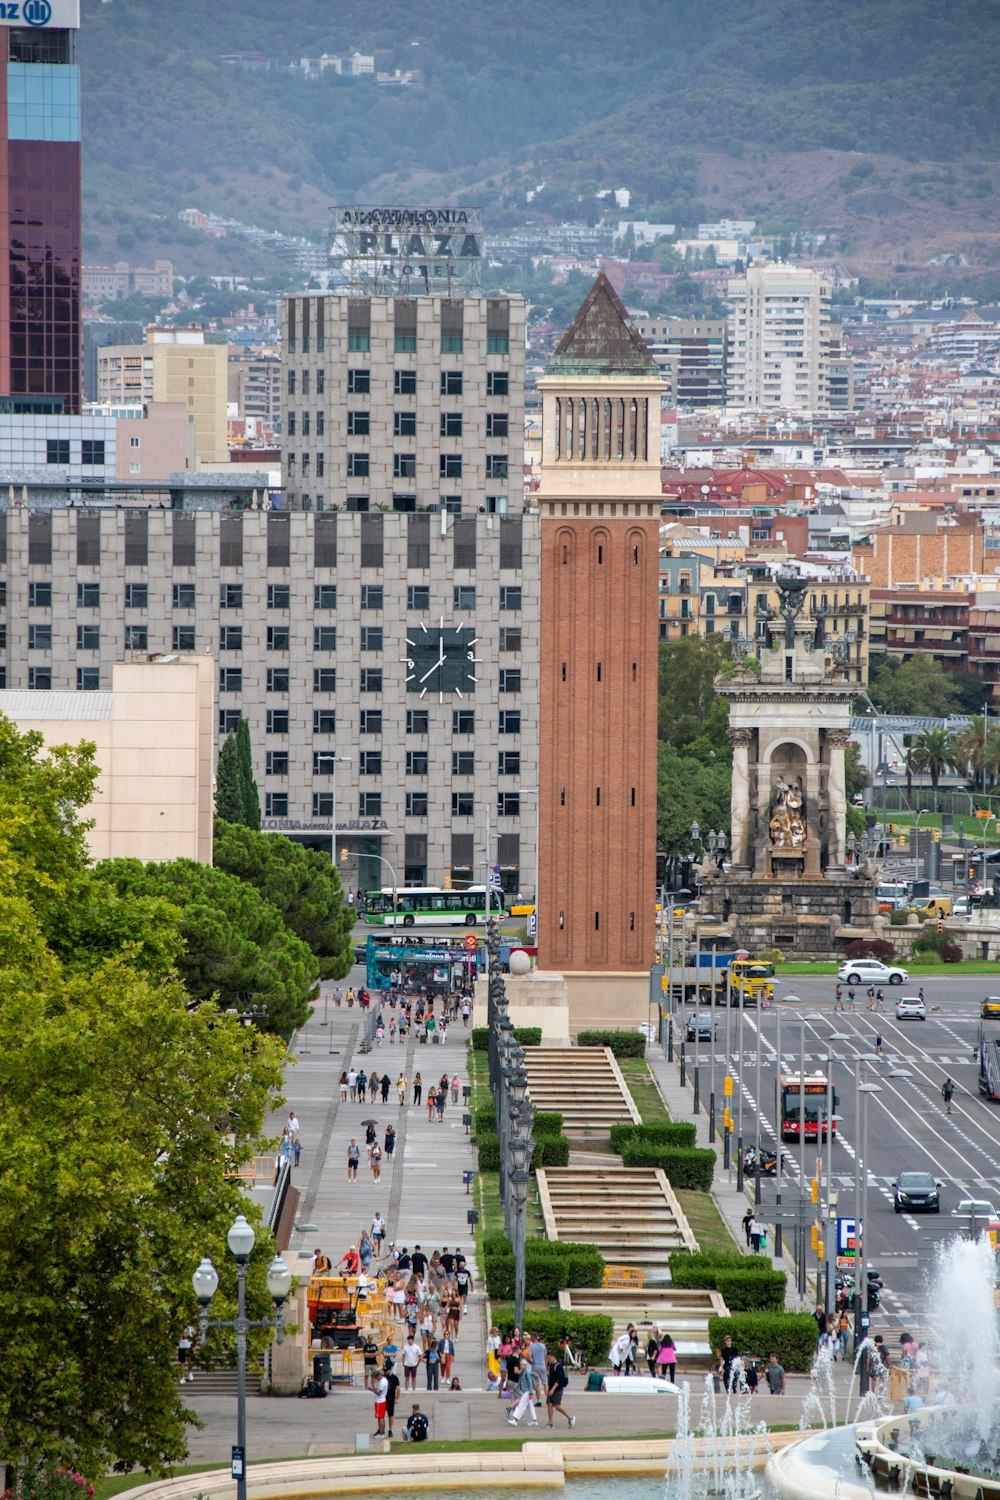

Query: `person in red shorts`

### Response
(374, 1366, 389, 1437)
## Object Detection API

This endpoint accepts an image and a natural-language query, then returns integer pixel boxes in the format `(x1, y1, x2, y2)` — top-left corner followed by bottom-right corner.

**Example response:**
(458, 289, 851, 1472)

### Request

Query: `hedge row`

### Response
(668, 1250, 773, 1276)
(491, 1306, 613, 1366)
(609, 1121, 696, 1153)
(475, 1132, 571, 1172)
(471, 1026, 542, 1052)
(473, 1104, 563, 1138)
(619, 1139, 715, 1190)
(668, 1254, 786, 1311)
(576, 1029, 646, 1058)
(484, 1251, 568, 1300)
(482, 1233, 605, 1289)
(707, 1313, 818, 1372)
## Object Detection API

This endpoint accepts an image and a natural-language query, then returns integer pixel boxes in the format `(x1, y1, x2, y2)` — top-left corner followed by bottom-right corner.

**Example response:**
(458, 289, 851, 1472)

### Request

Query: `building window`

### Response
(361, 585, 383, 609)
(317, 413, 325, 437)
(265, 793, 289, 817)
(221, 584, 243, 609)
(124, 583, 148, 609)
(81, 440, 105, 466)
(394, 369, 417, 395)
(173, 583, 196, 609)
(130, 435, 141, 449)
(301, 413, 311, 438)
(452, 750, 475, 776)
(28, 624, 52, 650)
(77, 582, 100, 608)
(220, 626, 243, 651)
(76, 667, 100, 691)
(499, 586, 522, 611)
(267, 584, 290, 609)
(359, 792, 382, 816)
(407, 709, 429, 734)
(348, 331, 370, 352)
(314, 626, 337, 650)
(313, 751, 335, 775)
(28, 667, 52, 689)
(301, 371, 310, 396)
(394, 453, 417, 479)
(498, 792, 520, 815)
(361, 626, 383, 651)
(499, 626, 521, 652)
(287, 371, 296, 395)
(441, 371, 463, 395)
(441, 334, 463, 353)
(407, 585, 430, 611)
(286, 455, 296, 478)
(267, 710, 290, 734)
(219, 667, 243, 692)
(173, 626, 196, 651)
(359, 751, 382, 775)
(28, 582, 52, 608)
(499, 750, 521, 775)
(348, 368, 370, 393)
(314, 709, 338, 734)
(358, 709, 381, 734)
(267, 751, 289, 775)
(406, 751, 429, 775)
(267, 668, 290, 693)
(348, 411, 370, 436)
(315, 584, 338, 608)
(267, 626, 290, 650)
(499, 710, 521, 734)
(394, 331, 416, 353)
(124, 625, 147, 650)
(394, 411, 417, 437)
(313, 793, 335, 817)
(487, 371, 509, 396)
(360, 668, 383, 693)
(440, 454, 462, 478)
(46, 439, 70, 465)
(440, 412, 463, 437)
(317, 368, 325, 391)
(220, 709, 241, 734)
(486, 413, 508, 438)
(486, 455, 508, 478)
(453, 709, 475, 734)
(314, 668, 337, 692)
(452, 792, 474, 817)
(453, 586, 476, 610)
(347, 453, 370, 477)
(406, 791, 428, 816)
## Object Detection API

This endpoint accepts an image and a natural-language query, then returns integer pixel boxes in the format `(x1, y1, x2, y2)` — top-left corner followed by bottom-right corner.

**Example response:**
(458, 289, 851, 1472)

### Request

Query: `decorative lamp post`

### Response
(193, 1215, 292, 1500)
(509, 1110, 534, 1332)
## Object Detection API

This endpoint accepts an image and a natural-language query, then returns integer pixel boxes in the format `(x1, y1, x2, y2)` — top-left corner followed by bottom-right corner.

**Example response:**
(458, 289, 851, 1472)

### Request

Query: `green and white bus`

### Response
(360, 885, 505, 927)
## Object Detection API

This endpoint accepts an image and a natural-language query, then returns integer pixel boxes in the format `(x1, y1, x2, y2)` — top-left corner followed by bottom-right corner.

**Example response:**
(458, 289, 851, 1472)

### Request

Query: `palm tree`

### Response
(951, 716, 1000, 792)
(909, 727, 958, 792)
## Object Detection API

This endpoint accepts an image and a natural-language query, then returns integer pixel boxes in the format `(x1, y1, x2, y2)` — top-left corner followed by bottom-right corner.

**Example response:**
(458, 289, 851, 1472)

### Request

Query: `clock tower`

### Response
(536, 274, 662, 1022)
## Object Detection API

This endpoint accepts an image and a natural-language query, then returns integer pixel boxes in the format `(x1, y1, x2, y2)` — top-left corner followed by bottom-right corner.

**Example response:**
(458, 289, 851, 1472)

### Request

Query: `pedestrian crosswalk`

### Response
(696, 1049, 978, 1067)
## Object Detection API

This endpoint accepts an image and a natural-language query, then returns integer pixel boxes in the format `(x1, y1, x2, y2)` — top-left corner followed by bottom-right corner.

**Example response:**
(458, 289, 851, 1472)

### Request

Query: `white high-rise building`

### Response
(726, 265, 840, 411)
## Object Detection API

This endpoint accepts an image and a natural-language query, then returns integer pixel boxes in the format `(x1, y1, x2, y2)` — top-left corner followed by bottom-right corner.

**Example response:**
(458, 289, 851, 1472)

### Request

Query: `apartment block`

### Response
(633, 316, 726, 407)
(727, 265, 846, 412)
(281, 293, 525, 513)
(0, 505, 539, 896)
(83, 259, 174, 302)
(228, 349, 282, 438)
(97, 327, 228, 467)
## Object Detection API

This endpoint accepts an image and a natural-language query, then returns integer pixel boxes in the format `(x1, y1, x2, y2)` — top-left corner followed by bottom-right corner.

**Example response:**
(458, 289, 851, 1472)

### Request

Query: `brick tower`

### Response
(536, 274, 662, 1021)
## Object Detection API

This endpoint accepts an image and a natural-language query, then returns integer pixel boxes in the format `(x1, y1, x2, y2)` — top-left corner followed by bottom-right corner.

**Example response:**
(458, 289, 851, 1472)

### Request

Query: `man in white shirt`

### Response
(401, 1333, 422, 1390)
(374, 1368, 389, 1436)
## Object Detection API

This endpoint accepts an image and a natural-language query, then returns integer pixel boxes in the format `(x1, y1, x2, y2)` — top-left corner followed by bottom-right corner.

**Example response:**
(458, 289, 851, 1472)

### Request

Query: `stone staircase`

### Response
(536, 1165, 697, 1279)
(558, 1285, 727, 1366)
(523, 1046, 641, 1138)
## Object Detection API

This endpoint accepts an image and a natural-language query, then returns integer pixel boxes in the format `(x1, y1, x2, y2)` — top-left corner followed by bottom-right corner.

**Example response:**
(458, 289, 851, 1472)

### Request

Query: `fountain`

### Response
(665, 1364, 771, 1499)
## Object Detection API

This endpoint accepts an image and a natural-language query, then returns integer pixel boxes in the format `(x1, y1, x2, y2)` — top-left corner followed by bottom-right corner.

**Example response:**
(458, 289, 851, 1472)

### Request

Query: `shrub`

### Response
(491, 1307, 613, 1366)
(610, 1121, 696, 1153)
(619, 1140, 715, 1190)
(484, 1252, 569, 1300)
(668, 1254, 787, 1307)
(482, 1234, 604, 1288)
(707, 1313, 818, 1372)
(669, 1250, 771, 1280)
(575, 1029, 646, 1057)
(475, 1132, 570, 1172)
(471, 1026, 542, 1052)
(843, 938, 896, 961)
(475, 1105, 563, 1138)
(940, 941, 964, 963)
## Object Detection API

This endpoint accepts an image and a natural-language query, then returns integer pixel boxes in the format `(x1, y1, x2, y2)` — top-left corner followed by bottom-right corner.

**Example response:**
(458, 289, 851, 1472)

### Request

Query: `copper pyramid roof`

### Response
(548, 271, 659, 378)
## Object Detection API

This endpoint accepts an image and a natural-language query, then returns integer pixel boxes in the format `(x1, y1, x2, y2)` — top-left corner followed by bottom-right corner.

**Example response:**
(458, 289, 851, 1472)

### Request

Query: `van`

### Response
(877, 881, 909, 913)
(910, 895, 953, 919)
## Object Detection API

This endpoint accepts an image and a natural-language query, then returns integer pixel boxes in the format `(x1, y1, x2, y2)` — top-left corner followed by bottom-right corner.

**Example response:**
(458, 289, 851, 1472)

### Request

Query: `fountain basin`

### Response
(864, 1406, 1000, 1498)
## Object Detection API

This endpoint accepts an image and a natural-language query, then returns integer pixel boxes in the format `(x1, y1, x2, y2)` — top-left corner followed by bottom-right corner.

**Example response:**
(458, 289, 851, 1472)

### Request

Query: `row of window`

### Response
(262, 790, 521, 818)
(328, 411, 509, 439)
(288, 367, 510, 397)
(218, 667, 522, 694)
(219, 708, 523, 736)
(260, 748, 522, 777)
(24, 582, 523, 613)
(45, 439, 106, 466)
(336, 454, 508, 480)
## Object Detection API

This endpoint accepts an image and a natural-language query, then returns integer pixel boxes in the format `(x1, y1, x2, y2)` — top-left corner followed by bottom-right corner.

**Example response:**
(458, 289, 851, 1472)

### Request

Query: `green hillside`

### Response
(79, 0, 1000, 252)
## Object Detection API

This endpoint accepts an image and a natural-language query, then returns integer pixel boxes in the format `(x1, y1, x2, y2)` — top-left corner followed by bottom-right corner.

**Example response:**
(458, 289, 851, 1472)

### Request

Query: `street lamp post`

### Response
(854, 1073, 882, 1389)
(735, 989, 745, 1192)
(329, 751, 352, 876)
(708, 942, 717, 1143)
(193, 1216, 292, 1500)
(363, 852, 400, 932)
(692, 925, 701, 1116)
(723, 964, 732, 1174)
(509, 1098, 535, 1331)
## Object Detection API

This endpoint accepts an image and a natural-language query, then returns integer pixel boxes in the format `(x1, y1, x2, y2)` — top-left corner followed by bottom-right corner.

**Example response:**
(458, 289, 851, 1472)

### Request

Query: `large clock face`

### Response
(402, 618, 479, 700)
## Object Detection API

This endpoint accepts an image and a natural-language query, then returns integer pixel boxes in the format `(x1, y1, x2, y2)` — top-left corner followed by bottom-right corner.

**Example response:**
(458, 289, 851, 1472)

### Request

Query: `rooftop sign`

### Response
(0, 0, 81, 26)
(329, 206, 482, 295)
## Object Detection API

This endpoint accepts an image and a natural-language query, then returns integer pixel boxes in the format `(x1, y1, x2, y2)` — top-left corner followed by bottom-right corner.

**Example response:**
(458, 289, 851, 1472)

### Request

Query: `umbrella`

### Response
(361, 1117, 379, 1126)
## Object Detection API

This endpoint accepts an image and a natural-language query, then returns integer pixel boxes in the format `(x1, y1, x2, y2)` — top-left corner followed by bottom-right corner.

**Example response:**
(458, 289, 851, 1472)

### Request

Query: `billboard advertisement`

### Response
(0, 0, 80, 26)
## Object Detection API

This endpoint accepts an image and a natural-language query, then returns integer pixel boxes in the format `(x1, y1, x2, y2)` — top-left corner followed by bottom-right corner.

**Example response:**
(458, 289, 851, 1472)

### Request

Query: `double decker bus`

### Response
(359, 884, 505, 928)
(780, 1072, 837, 1142)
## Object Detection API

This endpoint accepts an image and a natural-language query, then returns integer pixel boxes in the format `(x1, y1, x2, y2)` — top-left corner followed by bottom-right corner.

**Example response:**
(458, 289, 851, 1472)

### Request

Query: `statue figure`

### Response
(769, 775, 806, 851)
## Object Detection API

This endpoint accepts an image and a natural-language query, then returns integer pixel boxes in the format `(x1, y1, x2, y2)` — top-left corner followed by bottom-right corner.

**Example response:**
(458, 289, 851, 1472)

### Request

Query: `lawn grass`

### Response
(475, 1168, 544, 1243)
(779, 959, 1000, 976)
(676, 1187, 739, 1256)
(618, 1057, 670, 1122)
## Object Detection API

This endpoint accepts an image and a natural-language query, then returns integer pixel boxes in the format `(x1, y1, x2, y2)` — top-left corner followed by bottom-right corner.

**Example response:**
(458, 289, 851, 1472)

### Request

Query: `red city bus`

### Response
(780, 1072, 837, 1142)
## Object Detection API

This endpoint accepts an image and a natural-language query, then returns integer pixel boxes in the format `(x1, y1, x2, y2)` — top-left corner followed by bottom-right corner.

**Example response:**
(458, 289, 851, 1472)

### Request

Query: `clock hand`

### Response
(418, 642, 446, 685)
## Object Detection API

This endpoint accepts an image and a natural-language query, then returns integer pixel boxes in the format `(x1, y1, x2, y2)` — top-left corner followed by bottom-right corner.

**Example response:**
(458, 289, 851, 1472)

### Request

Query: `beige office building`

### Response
(727, 265, 840, 411)
(97, 328, 229, 468)
(228, 349, 282, 440)
(0, 656, 215, 865)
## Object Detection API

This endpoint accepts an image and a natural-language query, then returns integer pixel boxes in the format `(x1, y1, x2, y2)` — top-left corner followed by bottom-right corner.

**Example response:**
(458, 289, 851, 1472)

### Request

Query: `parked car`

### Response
(952, 1199, 999, 1225)
(600, 1375, 682, 1394)
(837, 959, 908, 986)
(892, 1172, 940, 1213)
(895, 996, 927, 1021)
(909, 896, 953, 919)
(952, 897, 971, 919)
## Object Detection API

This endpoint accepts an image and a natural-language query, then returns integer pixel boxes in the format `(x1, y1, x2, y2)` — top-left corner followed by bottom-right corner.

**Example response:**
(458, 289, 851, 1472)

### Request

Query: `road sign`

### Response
(464, 933, 477, 951)
(836, 1214, 862, 1268)
(489, 865, 502, 887)
(527, 912, 537, 938)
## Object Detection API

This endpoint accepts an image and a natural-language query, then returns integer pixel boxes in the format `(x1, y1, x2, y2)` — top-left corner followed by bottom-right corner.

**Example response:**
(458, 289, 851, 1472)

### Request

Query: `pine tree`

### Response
(215, 716, 260, 829)
(235, 715, 261, 830)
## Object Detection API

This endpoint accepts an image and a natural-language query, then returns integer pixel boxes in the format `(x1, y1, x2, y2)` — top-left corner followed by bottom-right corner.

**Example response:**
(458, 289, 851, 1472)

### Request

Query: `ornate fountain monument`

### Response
(698, 573, 878, 959)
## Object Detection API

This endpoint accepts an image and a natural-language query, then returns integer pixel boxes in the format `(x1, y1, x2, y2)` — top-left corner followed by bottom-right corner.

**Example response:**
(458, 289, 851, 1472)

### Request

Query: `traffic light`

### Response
(937, 918, 944, 933)
(810, 1177, 819, 1204)
(340, 847, 349, 862)
(817, 1238, 824, 1259)
(811, 1225, 819, 1251)
(444, 875, 452, 889)
(898, 835, 906, 849)
(933, 829, 941, 843)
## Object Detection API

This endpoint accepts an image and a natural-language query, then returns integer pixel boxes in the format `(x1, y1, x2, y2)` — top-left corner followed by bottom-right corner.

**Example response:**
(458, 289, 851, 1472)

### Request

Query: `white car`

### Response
(600, 1375, 682, 1394)
(952, 1199, 999, 1224)
(837, 959, 908, 986)
(895, 996, 927, 1021)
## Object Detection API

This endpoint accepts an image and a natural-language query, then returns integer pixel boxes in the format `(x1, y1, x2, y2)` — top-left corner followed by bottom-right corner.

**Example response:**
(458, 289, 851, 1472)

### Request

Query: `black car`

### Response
(892, 1171, 941, 1213)
(685, 1013, 716, 1042)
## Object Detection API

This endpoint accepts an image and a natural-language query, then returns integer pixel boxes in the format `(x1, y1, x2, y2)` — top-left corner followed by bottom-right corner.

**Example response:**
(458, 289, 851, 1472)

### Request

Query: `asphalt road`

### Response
(679, 974, 1000, 1332)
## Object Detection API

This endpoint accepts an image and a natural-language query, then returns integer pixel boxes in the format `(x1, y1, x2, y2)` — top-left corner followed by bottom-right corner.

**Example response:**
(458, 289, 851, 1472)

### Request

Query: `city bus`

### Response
(779, 1072, 837, 1142)
(359, 884, 506, 927)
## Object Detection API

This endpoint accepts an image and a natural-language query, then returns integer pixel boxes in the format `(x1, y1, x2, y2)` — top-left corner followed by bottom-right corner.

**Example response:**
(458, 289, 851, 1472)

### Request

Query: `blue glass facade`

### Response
(7, 62, 79, 142)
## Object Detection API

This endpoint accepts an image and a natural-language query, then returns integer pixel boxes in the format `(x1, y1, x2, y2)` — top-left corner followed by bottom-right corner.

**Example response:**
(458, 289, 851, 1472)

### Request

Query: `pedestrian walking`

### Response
(397, 1071, 407, 1106)
(373, 1367, 389, 1436)
(177, 1324, 195, 1384)
(656, 1334, 677, 1382)
(369, 1072, 379, 1103)
(874, 1031, 884, 1059)
(834, 984, 844, 1011)
(749, 1213, 762, 1254)
(402, 1333, 421, 1390)
(412, 1072, 422, 1108)
(384, 1361, 400, 1438)
(427, 1087, 436, 1122)
(766, 1353, 786, 1395)
(436, 1088, 446, 1122)
(507, 1356, 539, 1427)
(942, 1076, 955, 1115)
(847, 987, 856, 1011)
(381, 1073, 390, 1104)
(425, 1340, 441, 1391)
(370, 1142, 382, 1181)
(348, 1068, 358, 1102)
(544, 1351, 575, 1428)
(451, 1073, 461, 1104)
(357, 1068, 368, 1099)
(339, 1071, 349, 1102)
(384, 1123, 396, 1161)
(371, 1213, 386, 1254)
(742, 1208, 754, 1248)
(347, 1139, 360, 1182)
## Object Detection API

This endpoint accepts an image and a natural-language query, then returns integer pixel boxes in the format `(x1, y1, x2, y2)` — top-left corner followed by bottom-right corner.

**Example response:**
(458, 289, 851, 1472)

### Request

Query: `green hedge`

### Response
(476, 1132, 571, 1172)
(482, 1234, 605, 1288)
(707, 1313, 818, 1372)
(484, 1252, 569, 1300)
(576, 1029, 646, 1058)
(609, 1121, 696, 1153)
(474, 1105, 564, 1138)
(471, 1026, 542, 1052)
(669, 1250, 771, 1277)
(669, 1255, 786, 1310)
(491, 1307, 613, 1366)
(619, 1140, 715, 1190)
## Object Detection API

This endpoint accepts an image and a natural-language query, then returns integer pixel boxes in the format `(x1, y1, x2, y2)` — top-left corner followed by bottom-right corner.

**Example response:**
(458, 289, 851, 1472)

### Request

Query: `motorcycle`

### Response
(742, 1145, 782, 1177)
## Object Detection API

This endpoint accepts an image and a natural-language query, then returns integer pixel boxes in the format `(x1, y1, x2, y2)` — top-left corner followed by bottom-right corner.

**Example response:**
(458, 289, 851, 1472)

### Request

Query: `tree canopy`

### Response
(0, 716, 286, 1476)
(657, 637, 732, 860)
(869, 655, 961, 717)
(96, 857, 318, 1038)
(214, 819, 354, 979)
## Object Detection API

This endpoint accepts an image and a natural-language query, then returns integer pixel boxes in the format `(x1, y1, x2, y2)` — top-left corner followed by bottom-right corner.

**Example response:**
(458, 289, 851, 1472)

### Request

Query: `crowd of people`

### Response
(485, 1329, 576, 1428)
